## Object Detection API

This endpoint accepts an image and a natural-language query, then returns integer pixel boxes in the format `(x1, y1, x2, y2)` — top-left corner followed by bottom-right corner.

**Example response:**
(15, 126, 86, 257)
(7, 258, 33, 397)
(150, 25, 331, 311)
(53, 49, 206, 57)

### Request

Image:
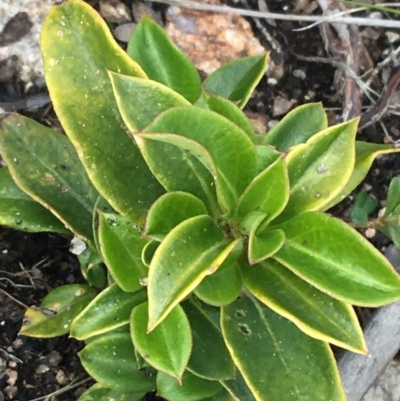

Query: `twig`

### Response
(359, 65, 400, 130)
(19, 262, 37, 290)
(0, 348, 23, 364)
(0, 288, 29, 309)
(147, 0, 400, 28)
(294, 53, 379, 101)
(0, 277, 36, 289)
(28, 377, 92, 401)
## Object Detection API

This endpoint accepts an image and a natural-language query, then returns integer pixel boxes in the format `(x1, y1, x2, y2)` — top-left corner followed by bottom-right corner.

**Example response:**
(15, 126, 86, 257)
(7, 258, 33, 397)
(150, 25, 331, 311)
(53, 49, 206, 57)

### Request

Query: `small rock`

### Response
(386, 31, 400, 44)
(293, 69, 306, 80)
(114, 22, 135, 43)
(99, 0, 130, 23)
(272, 96, 294, 117)
(365, 228, 376, 238)
(5, 369, 17, 386)
(384, 244, 400, 273)
(12, 338, 23, 350)
(56, 369, 69, 385)
(47, 350, 62, 367)
(165, 0, 265, 75)
(4, 386, 17, 399)
(35, 363, 50, 374)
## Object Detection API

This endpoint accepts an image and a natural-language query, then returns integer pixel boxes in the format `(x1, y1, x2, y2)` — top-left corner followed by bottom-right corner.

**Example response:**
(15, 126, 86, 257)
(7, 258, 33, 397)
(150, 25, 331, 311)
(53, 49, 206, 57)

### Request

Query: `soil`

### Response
(1, 0, 400, 400)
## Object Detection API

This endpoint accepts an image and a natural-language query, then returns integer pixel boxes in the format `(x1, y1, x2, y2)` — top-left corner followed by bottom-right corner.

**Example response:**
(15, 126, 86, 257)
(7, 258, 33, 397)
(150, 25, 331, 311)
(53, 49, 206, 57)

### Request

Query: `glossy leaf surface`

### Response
(0, 167, 68, 233)
(274, 211, 400, 306)
(262, 103, 328, 151)
(141, 107, 257, 215)
(0, 114, 98, 244)
(71, 284, 147, 340)
(79, 332, 156, 392)
(145, 192, 207, 241)
(221, 371, 256, 401)
(237, 156, 288, 221)
(195, 260, 242, 306)
(203, 55, 267, 108)
(275, 119, 358, 223)
(41, 0, 164, 225)
(196, 92, 255, 142)
(127, 15, 201, 103)
(98, 212, 148, 292)
(248, 228, 285, 265)
(323, 142, 400, 211)
(385, 177, 400, 216)
(242, 259, 367, 353)
(157, 371, 222, 401)
(183, 300, 235, 380)
(221, 293, 346, 401)
(131, 302, 192, 381)
(147, 215, 231, 330)
(77, 383, 145, 401)
(109, 71, 190, 130)
(21, 284, 96, 337)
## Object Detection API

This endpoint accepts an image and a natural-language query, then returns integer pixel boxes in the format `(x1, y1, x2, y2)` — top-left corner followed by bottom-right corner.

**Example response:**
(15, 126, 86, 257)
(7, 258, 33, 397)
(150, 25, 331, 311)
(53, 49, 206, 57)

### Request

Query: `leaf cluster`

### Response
(1, 1, 400, 400)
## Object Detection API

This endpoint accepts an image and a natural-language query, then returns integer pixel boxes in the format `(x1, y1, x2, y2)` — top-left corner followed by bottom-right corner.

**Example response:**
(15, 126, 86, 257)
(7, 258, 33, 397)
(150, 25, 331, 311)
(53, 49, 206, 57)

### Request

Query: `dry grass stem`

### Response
(148, 0, 400, 28)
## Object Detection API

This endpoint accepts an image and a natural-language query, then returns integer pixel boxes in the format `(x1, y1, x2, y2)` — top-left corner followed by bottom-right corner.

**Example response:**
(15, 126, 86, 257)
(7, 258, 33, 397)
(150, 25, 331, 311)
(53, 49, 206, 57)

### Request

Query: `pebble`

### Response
(272, 96, 294, 117)
(114, 22, 135, 43)
(165, 0, 265, 75)
(4, 386, 17, 399)
(35, 364, 50, 374)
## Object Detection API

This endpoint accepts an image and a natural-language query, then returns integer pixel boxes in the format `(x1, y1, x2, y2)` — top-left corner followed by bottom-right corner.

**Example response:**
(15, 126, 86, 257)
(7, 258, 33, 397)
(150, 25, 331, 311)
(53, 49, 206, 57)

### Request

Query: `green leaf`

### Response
(350, 207, 369, 225)
(109, 71, 190, 131)
(385, 177, 400, 216)
(79, 332, 156, 393)
(145, 192, 208, 241)
(141, 107, 257, 215)
(20, 284, 96, 337)
(147, 215, 233, 330)
(127, 15, 201, 103)
(157, 371, 223, 401)
(221, 293, 346, 401)
(354, 191, 377, 214)
(98, 212, 148, 292)
(274, 211, 400, 306)
(381, 178, 400, 246)
(77, 246, 107, 288)
(142, 240, 159, 267)
(183, 300, 235, 380)
(241, 258, 367, 353)
(131, 302, 192, 381)
(203, 388, 236, 401)
(248, 228, 285, 265)
(262, 103, 328, 151)
(203, 55, 268, 109)
(275, 119, 358, 223)
(0, 167, 69, 233)
(221, 370, 256, 401)
(77, 383, 145, 401)
(236, 156, 289, 222)
(0, 114, 98, 244)
(195, 92, 255, 142)
(323, 142, 400, 211)
(255, 145, 281, 174)
(350, 191, 377, 224)
(41, 0, 164, 225)
(71, 284, 147, 340)
(195, 260, 243, 307)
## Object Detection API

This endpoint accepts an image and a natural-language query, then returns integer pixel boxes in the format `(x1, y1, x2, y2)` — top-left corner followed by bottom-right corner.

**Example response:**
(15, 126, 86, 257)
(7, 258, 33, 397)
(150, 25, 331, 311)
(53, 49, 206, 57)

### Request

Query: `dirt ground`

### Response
(1, 0, 400, 400)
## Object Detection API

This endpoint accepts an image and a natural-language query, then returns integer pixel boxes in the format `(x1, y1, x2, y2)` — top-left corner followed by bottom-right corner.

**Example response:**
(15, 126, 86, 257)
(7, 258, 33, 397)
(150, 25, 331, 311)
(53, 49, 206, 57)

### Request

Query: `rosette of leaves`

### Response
(1, 1, 400, 400)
